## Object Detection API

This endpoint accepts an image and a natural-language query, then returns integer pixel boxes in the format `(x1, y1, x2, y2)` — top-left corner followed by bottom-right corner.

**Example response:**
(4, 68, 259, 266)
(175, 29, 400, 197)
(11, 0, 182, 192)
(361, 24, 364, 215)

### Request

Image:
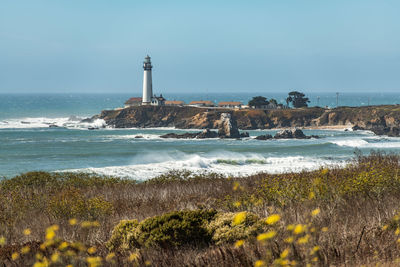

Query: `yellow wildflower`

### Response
(280, 248, 289, 258)
(233, 201, 241, 208)
(45, 231, 55, 240)
(87, 256, 102, 267)
(145, 260, 151, 266)
(106, 252, 116, 262)
(293, 224, 305, 235)
(286, 224, 295, 231)
(321, 168, 329, 175)
(284, 236, 294, 243)
(233, 212, 247, 225)
(395, 228, 400, 235)
(87, 246, 97, 254)
(254, 260, 265, 267)
(233, 182, 240, 191)
(50, 252, 59, 263)
(234, 240, 244, 248)
(257, 231, 276, 241)
(297, 234, 310, 244)
(265, 214, 281, 225)
(321, 227, 328, 232)
(58, 241, 68, 250)
(69, 218, 77, 225)
(308, 191, 315, 200)
(23, 228, 31, 236)
(0, 236, 5, 246)
(382, 225, 389, 231)
(21, 246, 30, 254)
(11, 252, 19, 260)
(311, 208, 320, 216)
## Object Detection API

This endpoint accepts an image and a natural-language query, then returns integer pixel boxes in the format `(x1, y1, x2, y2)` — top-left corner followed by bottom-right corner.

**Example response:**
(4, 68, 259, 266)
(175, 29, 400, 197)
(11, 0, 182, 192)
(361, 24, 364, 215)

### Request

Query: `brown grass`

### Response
(1, 152, 400, 266)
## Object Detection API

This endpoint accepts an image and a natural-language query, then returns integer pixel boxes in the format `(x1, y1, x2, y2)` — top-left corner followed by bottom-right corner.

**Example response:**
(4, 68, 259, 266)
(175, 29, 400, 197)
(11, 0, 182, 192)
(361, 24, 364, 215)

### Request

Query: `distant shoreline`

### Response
(97, 104, 400, 136)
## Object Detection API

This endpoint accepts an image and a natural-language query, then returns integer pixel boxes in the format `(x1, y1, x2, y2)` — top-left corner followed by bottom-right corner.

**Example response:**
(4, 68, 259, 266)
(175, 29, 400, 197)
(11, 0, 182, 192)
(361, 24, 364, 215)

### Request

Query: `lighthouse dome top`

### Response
(144, 55, 151, 63)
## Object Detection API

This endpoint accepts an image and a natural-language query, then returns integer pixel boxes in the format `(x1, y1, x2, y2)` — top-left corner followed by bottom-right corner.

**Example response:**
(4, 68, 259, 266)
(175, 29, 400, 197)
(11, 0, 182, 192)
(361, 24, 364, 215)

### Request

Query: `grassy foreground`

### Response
(2, 152, 400, 266)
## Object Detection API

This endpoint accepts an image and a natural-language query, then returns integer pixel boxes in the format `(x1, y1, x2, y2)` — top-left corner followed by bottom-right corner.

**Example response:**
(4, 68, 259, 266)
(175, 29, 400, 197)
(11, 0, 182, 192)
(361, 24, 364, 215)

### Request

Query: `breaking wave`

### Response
(63, 151, 342, 180)
(330, 137, 400, 148)
(0, 117, 106, 129)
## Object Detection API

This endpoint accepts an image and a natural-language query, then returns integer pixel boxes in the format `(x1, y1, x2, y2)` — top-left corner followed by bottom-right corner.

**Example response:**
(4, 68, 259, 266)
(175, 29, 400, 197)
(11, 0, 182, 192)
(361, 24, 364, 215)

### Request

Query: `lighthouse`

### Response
(142, 55, 153, 105)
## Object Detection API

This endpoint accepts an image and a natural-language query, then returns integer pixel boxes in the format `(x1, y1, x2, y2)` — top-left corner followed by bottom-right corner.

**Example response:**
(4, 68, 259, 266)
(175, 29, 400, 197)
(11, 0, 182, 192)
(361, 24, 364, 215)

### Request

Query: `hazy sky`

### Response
(1, 0, 399, 94)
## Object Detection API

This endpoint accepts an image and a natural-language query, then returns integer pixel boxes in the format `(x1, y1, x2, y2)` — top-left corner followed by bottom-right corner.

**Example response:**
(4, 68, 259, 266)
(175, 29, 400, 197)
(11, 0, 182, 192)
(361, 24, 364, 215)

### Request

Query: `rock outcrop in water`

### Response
(96, 105, 400, 137)
(273, 129, 318, 139)
(160, 129, 219, 139)
(217, 113, 241, 139)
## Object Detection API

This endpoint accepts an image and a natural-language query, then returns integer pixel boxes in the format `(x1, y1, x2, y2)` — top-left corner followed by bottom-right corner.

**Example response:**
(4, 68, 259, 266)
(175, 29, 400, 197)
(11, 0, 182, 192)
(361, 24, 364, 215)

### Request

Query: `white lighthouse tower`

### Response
(142, 55, 153, 105)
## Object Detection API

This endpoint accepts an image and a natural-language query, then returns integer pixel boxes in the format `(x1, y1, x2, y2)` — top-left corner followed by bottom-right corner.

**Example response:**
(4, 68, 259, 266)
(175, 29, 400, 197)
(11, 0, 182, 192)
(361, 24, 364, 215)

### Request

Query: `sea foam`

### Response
(0, 117, 106, 129)
(63, 151, 341, 180)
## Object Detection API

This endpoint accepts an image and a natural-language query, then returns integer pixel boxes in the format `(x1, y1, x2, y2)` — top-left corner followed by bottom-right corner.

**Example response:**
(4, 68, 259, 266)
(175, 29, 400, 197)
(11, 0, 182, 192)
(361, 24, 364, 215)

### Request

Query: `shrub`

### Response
(206, 212, 266, 244)
(106, 220, 139, 251)
(48, 189, 113, 220)
(134, 209, 217, 248)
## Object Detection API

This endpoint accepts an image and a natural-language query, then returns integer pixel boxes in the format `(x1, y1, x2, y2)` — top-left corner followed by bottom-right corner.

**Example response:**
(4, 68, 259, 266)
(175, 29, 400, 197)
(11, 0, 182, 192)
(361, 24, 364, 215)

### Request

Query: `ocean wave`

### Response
(63, 151, 342, 180)
(0, 117, 106, 130)
(330, 138, 400, 148)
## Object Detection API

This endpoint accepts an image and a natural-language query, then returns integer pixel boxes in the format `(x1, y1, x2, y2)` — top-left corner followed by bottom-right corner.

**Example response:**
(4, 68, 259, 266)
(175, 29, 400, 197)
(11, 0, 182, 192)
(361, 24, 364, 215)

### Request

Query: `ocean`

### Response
(1, 92, 400, 179)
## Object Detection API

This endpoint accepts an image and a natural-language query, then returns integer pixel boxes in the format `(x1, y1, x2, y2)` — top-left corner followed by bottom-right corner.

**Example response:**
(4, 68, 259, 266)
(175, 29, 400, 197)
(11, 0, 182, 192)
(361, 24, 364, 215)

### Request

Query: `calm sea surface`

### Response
(1, 92, 400, 179)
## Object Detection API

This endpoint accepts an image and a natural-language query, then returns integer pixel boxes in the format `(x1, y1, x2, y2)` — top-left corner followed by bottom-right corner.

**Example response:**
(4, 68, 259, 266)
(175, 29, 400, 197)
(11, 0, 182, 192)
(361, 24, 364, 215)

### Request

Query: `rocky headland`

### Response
(94, 105, 400, 137)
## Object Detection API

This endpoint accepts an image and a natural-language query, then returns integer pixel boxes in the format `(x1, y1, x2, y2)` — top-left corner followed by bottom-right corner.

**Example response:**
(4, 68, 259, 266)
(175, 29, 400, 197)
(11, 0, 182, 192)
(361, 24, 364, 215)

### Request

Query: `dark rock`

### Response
(217, 113, 240, 138)
(293, 129, 307, 139)
(197, 129, 218, 139)
(81, 115, 99, 123)
(88, 127, 99, 130)
(49, 124, 59, 128)
(255, 134, 273, 140)
(274, 129, 318, 139)
(274, 129, 295, 139)
(240, 132, 250, 138)
(370, 126, 400, 137)
(352, 125, 365, 131)
(160, 132, 199, 139)
(134, 135, 143, 138)
(160, 129, 219, 139)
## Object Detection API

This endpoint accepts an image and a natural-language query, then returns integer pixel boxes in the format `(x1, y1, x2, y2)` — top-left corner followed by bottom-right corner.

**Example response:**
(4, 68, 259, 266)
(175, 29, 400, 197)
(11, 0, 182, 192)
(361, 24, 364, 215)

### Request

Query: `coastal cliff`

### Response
(98, 105, 400, 136)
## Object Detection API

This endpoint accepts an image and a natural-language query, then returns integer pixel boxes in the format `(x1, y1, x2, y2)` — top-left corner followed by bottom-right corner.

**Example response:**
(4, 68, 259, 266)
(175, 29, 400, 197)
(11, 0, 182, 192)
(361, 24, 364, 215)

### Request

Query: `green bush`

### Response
(48, 189, 114, 220)
(134, 209, 217, 248)
(107, 210, 269, 251)
(206, 212, 266, 244)
(106, 219, 139, 251)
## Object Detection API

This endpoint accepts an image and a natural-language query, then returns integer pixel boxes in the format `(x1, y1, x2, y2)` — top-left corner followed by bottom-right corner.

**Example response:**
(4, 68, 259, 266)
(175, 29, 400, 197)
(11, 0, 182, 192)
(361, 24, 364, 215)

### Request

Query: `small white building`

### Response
(218, 101, 242, 109)
(151, 94, 166, 106)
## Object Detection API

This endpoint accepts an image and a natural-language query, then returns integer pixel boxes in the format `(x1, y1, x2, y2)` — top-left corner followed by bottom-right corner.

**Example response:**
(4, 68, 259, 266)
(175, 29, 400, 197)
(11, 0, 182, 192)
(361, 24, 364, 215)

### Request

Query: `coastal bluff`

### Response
(96, 105, 400, 136)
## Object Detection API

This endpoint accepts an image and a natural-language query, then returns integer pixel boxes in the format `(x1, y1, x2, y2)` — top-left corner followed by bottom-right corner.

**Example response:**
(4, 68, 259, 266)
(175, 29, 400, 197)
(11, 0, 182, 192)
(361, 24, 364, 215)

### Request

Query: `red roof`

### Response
(218, 101, 242, 106)
(165, 100, 184, 105)
(125, 97, 142, 104)
(189, 100, 214, 105)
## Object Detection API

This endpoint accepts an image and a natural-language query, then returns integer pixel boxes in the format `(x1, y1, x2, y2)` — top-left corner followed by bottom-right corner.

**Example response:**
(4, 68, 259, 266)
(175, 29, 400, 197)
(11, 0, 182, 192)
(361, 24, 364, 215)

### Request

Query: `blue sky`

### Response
(0, 0, 399, 93)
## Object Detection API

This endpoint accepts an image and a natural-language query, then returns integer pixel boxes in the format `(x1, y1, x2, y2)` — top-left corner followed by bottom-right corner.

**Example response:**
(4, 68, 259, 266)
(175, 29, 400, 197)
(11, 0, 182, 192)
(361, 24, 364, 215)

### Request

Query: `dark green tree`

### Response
(286, 91, 310, 108)
(248, 96, 269, 108)
(269, 98, 278, 106)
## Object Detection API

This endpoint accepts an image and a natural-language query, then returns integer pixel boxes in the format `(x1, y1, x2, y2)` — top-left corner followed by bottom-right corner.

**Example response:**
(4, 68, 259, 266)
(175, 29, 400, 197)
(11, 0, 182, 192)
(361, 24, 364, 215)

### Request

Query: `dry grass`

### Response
(1, 152, 400, 266)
